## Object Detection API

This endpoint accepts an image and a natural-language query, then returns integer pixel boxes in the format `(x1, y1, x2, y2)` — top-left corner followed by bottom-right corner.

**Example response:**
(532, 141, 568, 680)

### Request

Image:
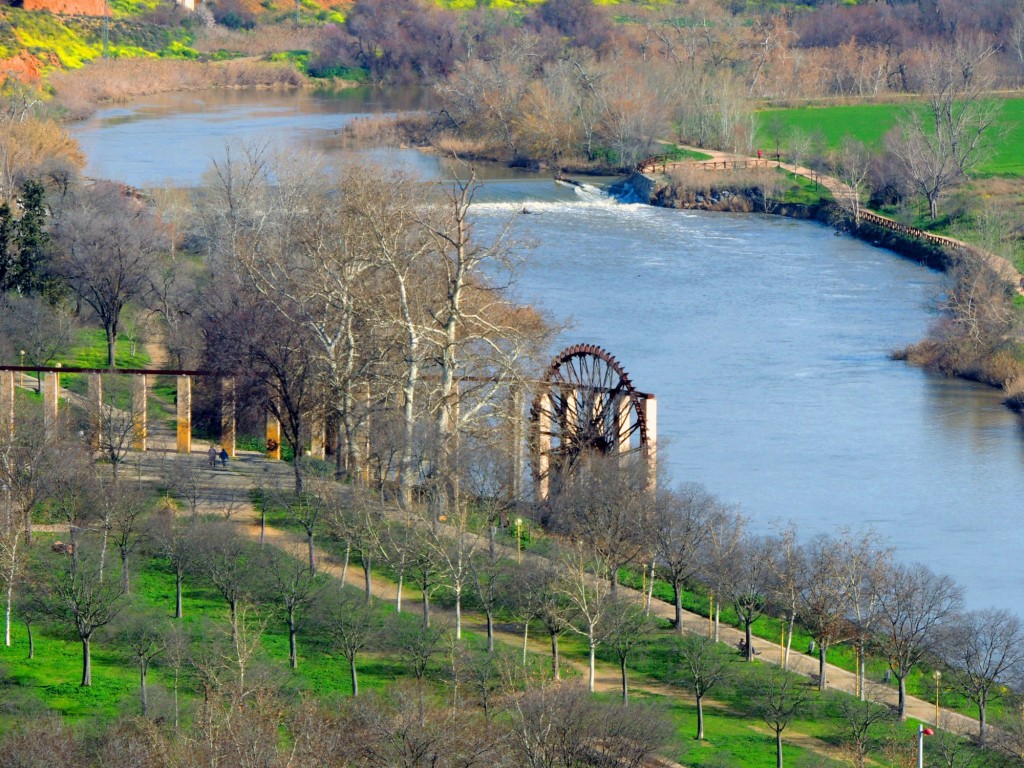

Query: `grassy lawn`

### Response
(756, 98, 1024, 178)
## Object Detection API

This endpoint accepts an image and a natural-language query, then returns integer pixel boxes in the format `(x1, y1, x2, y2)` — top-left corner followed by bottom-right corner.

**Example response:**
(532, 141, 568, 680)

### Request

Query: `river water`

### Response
(72, 89, 1024, 613)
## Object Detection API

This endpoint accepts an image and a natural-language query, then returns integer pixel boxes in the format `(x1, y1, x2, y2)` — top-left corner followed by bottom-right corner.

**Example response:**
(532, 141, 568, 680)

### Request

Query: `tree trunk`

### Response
(696, 695, 705, 740)
(551, 632, 560, 680)
(307, 534, 315, 574)
(121, 551, 130, 595)
(620, 657, 628, 705)
(673, 582, 684, 635)
(4, 579, 11, 647)
(745, 621, 753, 662)
(784, 612, 795, 670)
(340, 541, 350, 583)
(588, 639, 596, 693)
(776, 730, 783, 768)
(140, 664, 148, 716)
(363, 554, 372, 603)
(288, 607, 298, 669)
(25, 620, 33, 659)
(897, 674, 907, 719)
(818, 644, 828, 692)
(81, 636, 92, 687)
(522, 622, 529, 665)
(107, 329, 117, 368)
(714, 603, 720, 641)
(422, 590, 430, 629)
(454, 591, 462, 640)
(979, 700, 987, 745)
(645, 559, 655, 614)
(396, 572, 403, 613)
(350, 655, 359, 697)
(486, 610, 494, 653)
(175, 572, 183, 619)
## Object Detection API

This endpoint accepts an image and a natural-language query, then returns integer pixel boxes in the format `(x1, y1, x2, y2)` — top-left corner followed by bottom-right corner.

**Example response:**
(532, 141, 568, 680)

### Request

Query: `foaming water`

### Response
(71, 89, 1024, 614)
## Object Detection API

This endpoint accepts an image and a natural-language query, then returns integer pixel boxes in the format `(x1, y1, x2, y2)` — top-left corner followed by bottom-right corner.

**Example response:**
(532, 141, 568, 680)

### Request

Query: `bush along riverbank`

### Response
(614, 170, 1024, 415)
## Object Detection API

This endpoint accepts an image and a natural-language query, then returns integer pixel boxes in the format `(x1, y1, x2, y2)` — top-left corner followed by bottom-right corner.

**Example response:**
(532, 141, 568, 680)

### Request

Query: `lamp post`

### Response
(917, 724, 934, 768)
(933, 670, 942, 726)
(19, 350, 24, 388)
(515, 518, 522, 563)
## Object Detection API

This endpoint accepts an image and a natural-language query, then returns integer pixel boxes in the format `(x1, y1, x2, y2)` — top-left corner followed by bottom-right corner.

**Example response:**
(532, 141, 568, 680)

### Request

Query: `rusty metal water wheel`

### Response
(530, 344, 648, 495)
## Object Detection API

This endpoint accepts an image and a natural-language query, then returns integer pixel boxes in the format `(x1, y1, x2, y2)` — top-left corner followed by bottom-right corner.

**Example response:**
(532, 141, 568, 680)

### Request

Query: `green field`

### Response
(756, 98, 1024, 177)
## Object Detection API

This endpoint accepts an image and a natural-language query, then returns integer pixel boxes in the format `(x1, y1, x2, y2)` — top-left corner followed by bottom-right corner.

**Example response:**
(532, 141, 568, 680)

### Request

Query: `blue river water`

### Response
(72, 89, 1024, 614)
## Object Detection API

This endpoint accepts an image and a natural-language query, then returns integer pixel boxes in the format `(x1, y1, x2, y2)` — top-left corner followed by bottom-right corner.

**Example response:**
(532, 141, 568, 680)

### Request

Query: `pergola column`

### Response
(87, 373, 103, 449)
(176, 375, 192, 454)
(509, 385, 525, 501)
(131, 374, 148, 451)
(0, 370, 13, 437)
(641, 394, 657, 492)
(266, 411, 282, 460)
(535, 390, 552, 503)
(43, 370, 60, 437)
(220, 377, 236, 457)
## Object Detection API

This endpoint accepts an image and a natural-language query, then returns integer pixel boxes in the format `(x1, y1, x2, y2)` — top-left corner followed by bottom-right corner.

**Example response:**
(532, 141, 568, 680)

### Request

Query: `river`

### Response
(72, 89, 1024, 614)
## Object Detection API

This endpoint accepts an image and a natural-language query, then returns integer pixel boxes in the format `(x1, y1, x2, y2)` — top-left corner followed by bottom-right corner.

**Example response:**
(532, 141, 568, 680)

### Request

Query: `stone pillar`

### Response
(641, 394, 657, 492)
(220, 378, 236, 457)
(43, 370, 60, 437)
(87, 373, 103, 449)
(509, 385, 525, 501)
(0, 370, 13, 437)
(176, 375, 192, 454)
(535, 390, 552, 503)
(131, 374, 147, 451)
(309, 407, 326, 461)
(266, 411, 282, 460)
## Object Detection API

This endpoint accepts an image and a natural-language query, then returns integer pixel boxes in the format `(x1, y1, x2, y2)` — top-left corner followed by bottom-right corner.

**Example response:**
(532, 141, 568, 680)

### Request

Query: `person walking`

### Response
(219, 447, 228, 467)
(208, 445, 217, 468)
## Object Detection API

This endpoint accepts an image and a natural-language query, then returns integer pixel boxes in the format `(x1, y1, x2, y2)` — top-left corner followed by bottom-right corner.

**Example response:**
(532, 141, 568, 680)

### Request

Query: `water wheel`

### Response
(530, 344, 648, 499)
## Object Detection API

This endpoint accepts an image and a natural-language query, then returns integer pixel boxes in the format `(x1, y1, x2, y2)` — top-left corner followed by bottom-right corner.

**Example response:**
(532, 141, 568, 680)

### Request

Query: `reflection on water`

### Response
(71, 90, 1024, 614)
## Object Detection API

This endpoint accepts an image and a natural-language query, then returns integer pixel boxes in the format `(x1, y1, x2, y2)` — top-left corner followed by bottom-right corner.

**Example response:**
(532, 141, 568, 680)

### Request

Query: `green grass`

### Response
(50, 328, 150, 400)
(756, 98, 1024, 177)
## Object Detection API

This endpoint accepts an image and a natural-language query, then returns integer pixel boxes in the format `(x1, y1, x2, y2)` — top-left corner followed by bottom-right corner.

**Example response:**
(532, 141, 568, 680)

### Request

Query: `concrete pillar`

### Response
(87, 373, 103, 449)
(43, 370, 60, 437)
(535, 390, 552, 503)
(176, 375, 192, 454)
(220, 378, 236, 457)
(614, 395, 632, 454)
(266, 411, 282, 460)
(309, 407, 326, 460)
(0, 370, 13, 437)
(131, 374, 147, 451)
(509, 385, 525, 501)
(641, 394, 657, 492)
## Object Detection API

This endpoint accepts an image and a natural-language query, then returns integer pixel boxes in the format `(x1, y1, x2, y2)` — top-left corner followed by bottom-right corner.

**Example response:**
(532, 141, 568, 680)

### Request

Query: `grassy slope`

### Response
(756, 99, 1024, 177)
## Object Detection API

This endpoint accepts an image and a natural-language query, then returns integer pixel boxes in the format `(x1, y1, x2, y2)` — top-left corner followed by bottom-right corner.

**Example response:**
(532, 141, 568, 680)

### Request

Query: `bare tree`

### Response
(799, 534, 850, 692)
(937, 608, 1024, 744)
(37, 537, 126, 686)
(602, 595, 656, 704)
(836, 529, 891, 701)
(114, 608, 165, 716)
(766, 525, 804, 670)
(876, 562, 963, 719)
(831, 689, 894, 768)
(726, 534, 773, 662)
(548, 453, 655, 593)
(321, 585, 383, 697)
(556, 543, 613, 693)
(884, 40, 1001, 220)
(752, 666, 809, 768)
(653, 483, 714, 635)
(831, 137, 874, 226)
(51, 183, 165, 367)
(699, 504, 745, 641)
(0, 295, 74, 392)
(197, 520, 260, 639)
(675, 634, 734, 741)
(263, 545, 327, 669)
(146, 504, 200, 619)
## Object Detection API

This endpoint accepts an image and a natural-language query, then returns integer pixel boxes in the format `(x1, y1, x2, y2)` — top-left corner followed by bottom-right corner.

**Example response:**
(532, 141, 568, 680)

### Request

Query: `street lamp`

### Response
(18, 350, 24, 388)
(933, 670, 942, 726)
(515, 518, 522, 563)
(917, 724, 934, 768)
